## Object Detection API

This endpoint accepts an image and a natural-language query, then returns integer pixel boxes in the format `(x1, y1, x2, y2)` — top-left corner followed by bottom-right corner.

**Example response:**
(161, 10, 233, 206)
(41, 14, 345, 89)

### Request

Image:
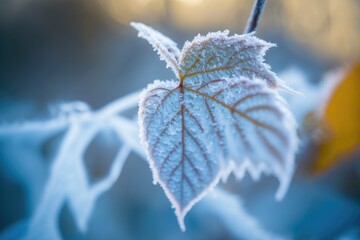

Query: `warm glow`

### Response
(98, 0, 359, 61)
(175, 0, 204, 6)
(98, 0, 165, 25)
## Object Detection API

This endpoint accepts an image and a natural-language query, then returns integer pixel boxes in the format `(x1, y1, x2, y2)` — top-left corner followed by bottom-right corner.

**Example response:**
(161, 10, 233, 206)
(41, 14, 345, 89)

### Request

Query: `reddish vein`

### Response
(183, 173, 196, 195)
(145, 86, 179, 137)
(180, 86, 186, 205)
(196, 79, 225, 91)
(234, 123, 252, 152)
(184, 108, 204, 132)
(257, 130, 283, 164)
(212, 81, 247, 98)
(150, 110, 182, 154)
(185, 128, 212, 174)
(232, 92, 271, 108)
(244, 105, 282, 117)
(181, 44, 265, 81)
(241, 67, 276, 88)
(184, 86, 282, 138)
(159, 141, 182, 173)
(204, 99, 225, 152)
(185, 155, 204, 183)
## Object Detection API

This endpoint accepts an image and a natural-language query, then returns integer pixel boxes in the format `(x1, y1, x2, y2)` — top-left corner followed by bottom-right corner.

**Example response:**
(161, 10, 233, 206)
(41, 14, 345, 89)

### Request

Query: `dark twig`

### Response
(244, 0, 267, 34)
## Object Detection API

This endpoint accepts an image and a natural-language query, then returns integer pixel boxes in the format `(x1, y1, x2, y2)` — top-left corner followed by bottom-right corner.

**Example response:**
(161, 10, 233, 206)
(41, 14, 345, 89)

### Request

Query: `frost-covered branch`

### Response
(244, 0, 267, 34)
(0, 91, 140, 240)
(97, 90, 140, 118)
(0, 90, 140, 137)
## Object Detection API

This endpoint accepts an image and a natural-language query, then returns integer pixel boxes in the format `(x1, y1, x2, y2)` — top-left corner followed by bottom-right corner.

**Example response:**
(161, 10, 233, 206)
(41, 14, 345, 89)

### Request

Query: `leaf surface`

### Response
(134, 23, 298, 230)
(180, 31, 282, 88)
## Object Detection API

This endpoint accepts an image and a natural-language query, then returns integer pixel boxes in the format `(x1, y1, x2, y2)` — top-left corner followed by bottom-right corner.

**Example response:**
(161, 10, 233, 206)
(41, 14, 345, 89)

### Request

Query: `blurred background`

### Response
(0, 0, 359, 239)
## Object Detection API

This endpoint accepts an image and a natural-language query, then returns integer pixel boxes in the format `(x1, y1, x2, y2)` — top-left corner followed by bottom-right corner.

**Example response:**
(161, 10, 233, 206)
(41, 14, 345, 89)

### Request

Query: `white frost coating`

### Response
(180, 31, 278, 88)
(23, 119, 134, 240)
(180, 30, 300, 94)
(138, 80, 220, 231)
(131, 22, 180, 77)
(135, 23, 298, 231)
(138, 77, 297, 230)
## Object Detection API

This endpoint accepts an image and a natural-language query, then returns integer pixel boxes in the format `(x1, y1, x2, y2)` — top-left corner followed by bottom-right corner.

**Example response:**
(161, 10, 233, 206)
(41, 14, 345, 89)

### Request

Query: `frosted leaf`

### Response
(135, 23, 298, 231)
(131, 22, 180, 76)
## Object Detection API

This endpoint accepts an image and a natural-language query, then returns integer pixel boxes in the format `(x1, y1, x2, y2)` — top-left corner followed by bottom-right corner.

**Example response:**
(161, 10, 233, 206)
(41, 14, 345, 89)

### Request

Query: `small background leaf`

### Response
(314, 62, 360, 173)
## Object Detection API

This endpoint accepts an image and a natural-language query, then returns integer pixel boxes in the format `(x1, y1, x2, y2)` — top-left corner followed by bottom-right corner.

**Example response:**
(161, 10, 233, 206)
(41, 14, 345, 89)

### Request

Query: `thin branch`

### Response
(244, 0, 267, 34)
(0, 90, 140, 136)
(97, 90, 140, 118)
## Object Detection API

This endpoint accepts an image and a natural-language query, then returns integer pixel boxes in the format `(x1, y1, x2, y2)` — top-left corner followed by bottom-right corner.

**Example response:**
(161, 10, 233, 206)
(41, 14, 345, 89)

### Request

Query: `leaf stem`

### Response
(244, 0, 267, 34)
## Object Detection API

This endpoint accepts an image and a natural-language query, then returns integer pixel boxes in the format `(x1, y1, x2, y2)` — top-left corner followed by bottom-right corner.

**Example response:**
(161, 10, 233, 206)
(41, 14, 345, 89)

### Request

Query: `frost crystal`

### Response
(133, 23, 298, 230)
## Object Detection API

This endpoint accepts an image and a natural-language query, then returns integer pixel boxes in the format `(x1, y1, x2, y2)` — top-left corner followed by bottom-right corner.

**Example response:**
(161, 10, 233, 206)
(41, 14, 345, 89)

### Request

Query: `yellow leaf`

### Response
(315, 62, 360, 172)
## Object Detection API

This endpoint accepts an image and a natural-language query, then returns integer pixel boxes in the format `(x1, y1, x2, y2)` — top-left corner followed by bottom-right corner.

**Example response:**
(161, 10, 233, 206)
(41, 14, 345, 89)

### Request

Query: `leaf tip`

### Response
(274, 167, 294, 201)
(279, 84, 303, 96)
(129, 21, 140, 28)
(129, 21, 140, 31)
(275, 133, 297, 201)
(175, 210, 187, 232)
